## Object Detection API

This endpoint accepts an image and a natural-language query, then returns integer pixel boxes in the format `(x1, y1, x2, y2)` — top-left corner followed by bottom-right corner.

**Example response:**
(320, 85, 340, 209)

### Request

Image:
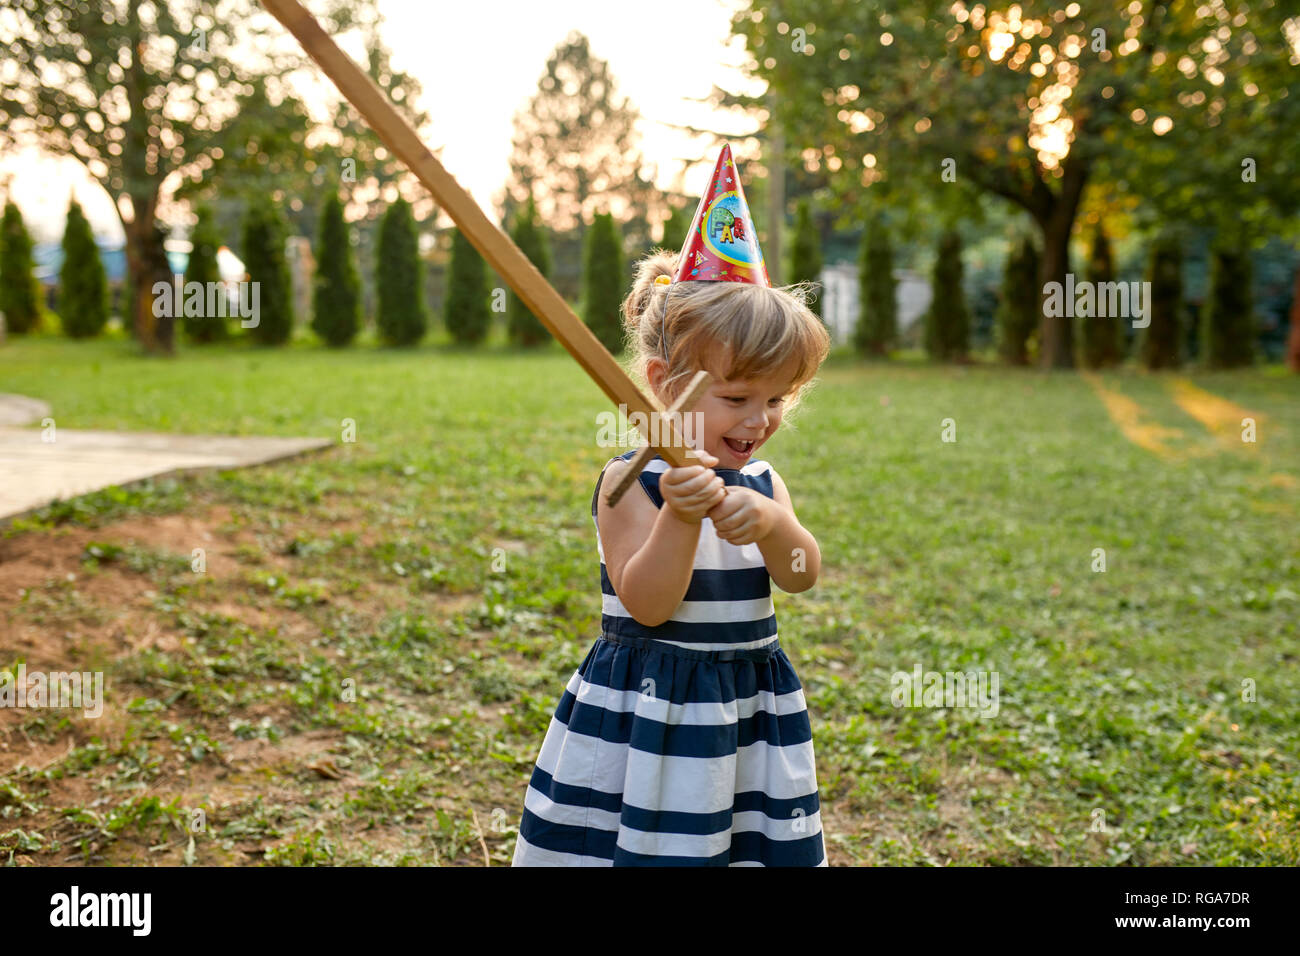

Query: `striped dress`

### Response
(511, 448, 827, 866)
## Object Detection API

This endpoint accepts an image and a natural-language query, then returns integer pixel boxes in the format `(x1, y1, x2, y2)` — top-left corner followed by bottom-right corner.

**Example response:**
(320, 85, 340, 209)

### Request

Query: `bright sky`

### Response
(0, 0, 765, 246)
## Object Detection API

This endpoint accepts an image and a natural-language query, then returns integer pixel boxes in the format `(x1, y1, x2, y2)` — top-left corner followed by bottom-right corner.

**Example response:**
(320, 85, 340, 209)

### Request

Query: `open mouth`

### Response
(723, 437, 756, 456)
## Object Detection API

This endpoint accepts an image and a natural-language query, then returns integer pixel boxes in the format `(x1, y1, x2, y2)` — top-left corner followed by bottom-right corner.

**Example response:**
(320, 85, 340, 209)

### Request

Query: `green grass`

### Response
(1, 332, 1297, 866)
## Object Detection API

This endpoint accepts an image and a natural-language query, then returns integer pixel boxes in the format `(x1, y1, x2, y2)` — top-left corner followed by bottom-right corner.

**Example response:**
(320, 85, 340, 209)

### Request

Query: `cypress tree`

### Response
(924, 230, 971, 361)
(790, 199, 823, 313)
(1139, 234, 1183, 370)
(1078, 227, 1125, 368)
(444, 225, 488, 345)
(59, 199, 109, 338)
(241, 200, 295, 345)
(376, 198, 427, 346)
(1201, 243, 1255, 368)
(183, 203, 225, 343)
(506, 195, 553, 347)
(660, 203, 693, 255)
(853, 216, 897, 357)
(996, 233, 1040, 366)
(1, 200, 42, 335)
(311, 193, 361, 347)
(581, 210, 625, 354)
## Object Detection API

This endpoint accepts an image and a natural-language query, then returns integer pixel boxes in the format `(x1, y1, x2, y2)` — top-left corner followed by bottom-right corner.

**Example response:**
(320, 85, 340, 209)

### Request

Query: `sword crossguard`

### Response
(603, 369, 719, 509)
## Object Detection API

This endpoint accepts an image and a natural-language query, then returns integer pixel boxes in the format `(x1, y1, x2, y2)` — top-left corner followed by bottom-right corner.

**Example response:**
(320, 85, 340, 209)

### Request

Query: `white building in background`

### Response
(817, 264, 932, 348)
(817, 262, 857, 345)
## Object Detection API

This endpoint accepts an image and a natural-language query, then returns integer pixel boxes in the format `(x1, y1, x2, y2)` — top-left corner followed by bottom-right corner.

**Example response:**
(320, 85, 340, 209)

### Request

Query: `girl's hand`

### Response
(660, 451, 726, 525)
(706, 487, 777, 546)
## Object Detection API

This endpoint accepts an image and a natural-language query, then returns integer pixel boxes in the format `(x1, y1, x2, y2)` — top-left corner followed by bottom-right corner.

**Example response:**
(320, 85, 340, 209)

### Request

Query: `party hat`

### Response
(670, 142, 770, 286)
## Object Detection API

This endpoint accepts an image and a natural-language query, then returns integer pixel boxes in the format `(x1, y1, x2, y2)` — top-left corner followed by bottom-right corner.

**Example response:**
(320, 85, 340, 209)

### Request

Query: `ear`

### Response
(646, 357, 667, 398)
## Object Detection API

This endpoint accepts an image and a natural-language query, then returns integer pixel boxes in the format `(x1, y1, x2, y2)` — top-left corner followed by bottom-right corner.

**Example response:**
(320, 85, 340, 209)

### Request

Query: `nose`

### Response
(743, 407, 770, 432)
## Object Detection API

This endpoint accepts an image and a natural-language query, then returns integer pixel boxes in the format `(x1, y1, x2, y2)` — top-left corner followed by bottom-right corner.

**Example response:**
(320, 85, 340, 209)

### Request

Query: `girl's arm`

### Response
(755, 470, 821, 593)
(596, 458, 708, 627)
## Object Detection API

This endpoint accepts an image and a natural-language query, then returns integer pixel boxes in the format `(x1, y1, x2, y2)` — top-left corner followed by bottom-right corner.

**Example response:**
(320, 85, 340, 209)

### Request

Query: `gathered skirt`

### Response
(511, 632, 827, 866)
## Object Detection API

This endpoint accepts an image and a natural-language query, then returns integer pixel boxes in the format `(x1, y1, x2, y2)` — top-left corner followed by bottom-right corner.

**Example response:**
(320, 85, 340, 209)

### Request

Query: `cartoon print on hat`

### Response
(670, 142, 771, 287)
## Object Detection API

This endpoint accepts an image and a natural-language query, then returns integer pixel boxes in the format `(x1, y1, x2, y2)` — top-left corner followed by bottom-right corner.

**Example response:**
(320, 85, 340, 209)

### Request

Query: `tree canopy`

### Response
(731, 0, 1300, 367)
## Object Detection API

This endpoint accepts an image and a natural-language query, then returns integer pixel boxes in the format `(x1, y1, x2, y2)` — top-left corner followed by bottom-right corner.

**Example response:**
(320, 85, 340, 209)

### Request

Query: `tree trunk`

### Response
(1288, 262, 1300, 373)
(1032, 157, 1089, 369)
(767, 117, 784, 286)
(1036, 213, 1074, 369)
(122, 206, 175, 356)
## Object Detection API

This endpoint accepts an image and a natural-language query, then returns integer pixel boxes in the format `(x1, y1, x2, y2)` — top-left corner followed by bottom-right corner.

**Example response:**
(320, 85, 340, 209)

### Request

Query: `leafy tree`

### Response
(176, 12, 431, 324)
(375, 198, 427, 346)
(1078, 227, 1125, 368)
(581, 211, 625, 354)
(501, 31, 661, 243)
(924, 230, 970, 362)
(241, 200, 294, 346)
(312, 193, 362, 347)
(182, 204, 225, 343)
(506, 196, 553, 347)
(732, 1, 1300, 369)
(58, 199, 109, 338)
(0, 0, 396, 353)
(1201, 243, 1255, 368)
(996, 233, 1040, 366)
(853, 215, 896, 356)
(1139, 234, 1183, 370)
(1, 200, 42, 335)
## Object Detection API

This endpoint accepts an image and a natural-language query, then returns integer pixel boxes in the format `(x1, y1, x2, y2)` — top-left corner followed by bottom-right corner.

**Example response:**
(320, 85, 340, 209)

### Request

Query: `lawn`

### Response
(1, 332, 1297, 865)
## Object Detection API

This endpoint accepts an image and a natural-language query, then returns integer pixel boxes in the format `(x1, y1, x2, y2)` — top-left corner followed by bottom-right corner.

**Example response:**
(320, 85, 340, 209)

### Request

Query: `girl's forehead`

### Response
(710, 365, 799, 390)
(700, 345, 799, 390)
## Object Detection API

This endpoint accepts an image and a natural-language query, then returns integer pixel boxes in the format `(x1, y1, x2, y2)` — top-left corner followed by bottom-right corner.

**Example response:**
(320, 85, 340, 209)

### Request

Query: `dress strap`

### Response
(591, 452, 660, 517)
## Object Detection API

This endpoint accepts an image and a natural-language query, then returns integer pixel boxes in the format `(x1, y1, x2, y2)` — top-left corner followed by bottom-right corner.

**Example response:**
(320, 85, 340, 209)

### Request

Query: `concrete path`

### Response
(0, 394, 333, 523)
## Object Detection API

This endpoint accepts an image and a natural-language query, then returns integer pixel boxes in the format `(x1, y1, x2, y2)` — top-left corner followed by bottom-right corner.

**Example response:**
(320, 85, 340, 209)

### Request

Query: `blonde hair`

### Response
(619, 249, 831, 427)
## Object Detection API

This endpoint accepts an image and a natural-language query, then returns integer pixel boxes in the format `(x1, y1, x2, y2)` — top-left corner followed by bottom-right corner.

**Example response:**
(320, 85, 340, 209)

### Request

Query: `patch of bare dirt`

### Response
(0, 499, 500, 867)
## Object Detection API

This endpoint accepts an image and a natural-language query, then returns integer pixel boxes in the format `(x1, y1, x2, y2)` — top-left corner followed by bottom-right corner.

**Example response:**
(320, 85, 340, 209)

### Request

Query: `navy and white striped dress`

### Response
(511, 448, 827, 866)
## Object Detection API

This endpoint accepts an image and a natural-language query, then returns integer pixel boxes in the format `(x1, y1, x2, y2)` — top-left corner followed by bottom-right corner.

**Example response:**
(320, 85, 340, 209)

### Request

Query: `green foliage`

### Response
(923, 230, 970, 362)
(731, 2, 1300, 371)
(1, 200, 42, 334)
(375, 198, 427, 347)
(1139, 235, 1184, 370)
(995, 233, 1039, 365)
(1078, 228, 1125, 369)
(853, 216, 897, 356)
(580, 211, 625, 354)
(789, 199, 823, 309)
(311, 193, 362, 348)
(659, 203, 693, 255)
(58, 200, 109, 339)
(1201, 244, 1255, 369)
(0, 1, 402, 353)
(182, 204, 225, 343)
(444, 226, 488, 346)
(241, 200, 294, 346)
(505, 196, 553, 347)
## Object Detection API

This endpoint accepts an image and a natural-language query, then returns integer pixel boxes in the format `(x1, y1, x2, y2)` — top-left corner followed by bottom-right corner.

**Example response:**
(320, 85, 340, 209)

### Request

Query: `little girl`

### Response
(511, 144, 831, 866)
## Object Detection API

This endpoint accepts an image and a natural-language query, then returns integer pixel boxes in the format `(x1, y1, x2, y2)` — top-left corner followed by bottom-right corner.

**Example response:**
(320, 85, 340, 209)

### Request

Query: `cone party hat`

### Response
(670, 142, 770, 286)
